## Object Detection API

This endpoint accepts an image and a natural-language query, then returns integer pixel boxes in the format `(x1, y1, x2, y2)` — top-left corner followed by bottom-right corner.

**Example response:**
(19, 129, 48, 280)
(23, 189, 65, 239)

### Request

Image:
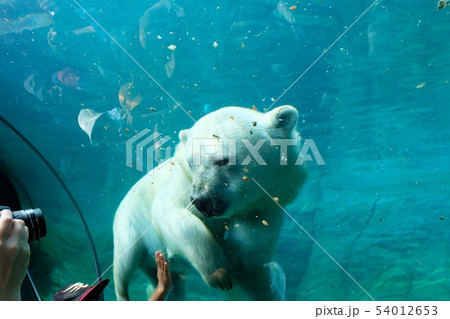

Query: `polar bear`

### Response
(113, 105, 307, 300)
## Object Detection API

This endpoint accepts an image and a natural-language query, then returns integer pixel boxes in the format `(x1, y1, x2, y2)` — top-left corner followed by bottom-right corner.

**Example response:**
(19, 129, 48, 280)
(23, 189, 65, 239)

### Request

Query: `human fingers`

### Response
(13, 220, 31, 258)
(0, 209, 12, 219)
(20, 220, 29, 243)
(13, 221, 31, 261)
(0, 209, 13, 240)
(9, 219, 28, 243)
(155, 251, 162, 268)
(158, 253, 165, 269)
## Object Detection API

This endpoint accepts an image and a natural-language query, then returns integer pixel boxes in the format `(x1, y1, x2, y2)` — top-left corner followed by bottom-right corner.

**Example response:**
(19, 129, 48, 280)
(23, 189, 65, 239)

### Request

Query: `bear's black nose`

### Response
(191, 197, 208, 214)
(191, 197, 228, 218)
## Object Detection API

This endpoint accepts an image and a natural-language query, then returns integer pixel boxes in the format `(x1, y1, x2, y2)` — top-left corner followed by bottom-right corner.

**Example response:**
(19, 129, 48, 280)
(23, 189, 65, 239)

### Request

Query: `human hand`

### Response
(0, 209, 30, 301)
(148, 251, 172, 301)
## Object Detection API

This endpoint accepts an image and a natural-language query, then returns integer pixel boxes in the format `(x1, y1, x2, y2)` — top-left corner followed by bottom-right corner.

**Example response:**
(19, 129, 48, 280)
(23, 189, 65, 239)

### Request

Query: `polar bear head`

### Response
(177, 105, 306, 218)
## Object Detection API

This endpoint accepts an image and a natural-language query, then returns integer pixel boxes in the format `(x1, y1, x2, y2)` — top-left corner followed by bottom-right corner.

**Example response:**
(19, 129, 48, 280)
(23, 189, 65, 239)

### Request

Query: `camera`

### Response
(0, 206, 47, 242)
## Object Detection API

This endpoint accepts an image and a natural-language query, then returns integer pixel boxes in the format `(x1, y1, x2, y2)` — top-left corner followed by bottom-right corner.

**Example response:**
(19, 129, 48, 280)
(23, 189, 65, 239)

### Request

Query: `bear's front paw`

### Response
(209, 267, 233, 290)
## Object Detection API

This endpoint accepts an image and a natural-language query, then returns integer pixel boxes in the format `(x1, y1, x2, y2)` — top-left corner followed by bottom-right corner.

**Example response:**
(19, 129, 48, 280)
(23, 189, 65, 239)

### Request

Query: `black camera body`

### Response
(0, 206, 47, 242)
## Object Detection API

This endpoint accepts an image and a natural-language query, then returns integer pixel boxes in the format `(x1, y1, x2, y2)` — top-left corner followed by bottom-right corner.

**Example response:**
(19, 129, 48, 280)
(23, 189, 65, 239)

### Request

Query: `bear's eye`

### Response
(214, 158, 229, 167)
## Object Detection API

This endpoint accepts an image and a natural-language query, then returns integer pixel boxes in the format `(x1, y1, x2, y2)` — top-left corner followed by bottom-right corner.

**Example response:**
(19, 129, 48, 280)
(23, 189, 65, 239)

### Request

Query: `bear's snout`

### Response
(191, 197, 228, 218)
(191, 197, 208, 215)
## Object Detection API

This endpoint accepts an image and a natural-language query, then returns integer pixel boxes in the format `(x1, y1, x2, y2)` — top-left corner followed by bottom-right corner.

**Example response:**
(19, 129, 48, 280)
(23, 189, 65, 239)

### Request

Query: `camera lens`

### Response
(12, 208, 47, 242)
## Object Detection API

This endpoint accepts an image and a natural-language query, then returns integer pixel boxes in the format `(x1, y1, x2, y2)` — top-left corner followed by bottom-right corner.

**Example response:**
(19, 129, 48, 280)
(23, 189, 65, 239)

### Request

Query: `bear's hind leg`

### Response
(164, 272, 185, 300)
(113, 259, 133, 301)
(139, 256, 159, 299)
(239, 261, 286, 300)
(113, 241, 145, 301)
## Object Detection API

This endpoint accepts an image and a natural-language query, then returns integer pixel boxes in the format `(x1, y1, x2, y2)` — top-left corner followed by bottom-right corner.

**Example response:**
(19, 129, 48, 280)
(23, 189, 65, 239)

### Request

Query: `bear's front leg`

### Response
(162, 210, 232, 290)
(209, 267, 232, 290)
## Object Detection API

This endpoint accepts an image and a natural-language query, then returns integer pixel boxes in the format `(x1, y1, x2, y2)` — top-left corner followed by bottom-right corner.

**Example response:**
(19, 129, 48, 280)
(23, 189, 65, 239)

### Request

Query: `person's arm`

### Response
(0, 209, 30, 301)
(148, 251, 172, 301)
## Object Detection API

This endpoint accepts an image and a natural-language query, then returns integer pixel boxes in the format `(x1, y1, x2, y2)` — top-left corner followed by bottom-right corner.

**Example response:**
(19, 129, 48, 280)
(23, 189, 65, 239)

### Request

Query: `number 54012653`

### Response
(375, 306, 438, 316)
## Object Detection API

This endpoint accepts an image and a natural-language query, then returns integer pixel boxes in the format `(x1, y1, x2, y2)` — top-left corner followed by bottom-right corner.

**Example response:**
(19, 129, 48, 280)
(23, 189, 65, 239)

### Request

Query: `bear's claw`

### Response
(210, 267, 233, 290)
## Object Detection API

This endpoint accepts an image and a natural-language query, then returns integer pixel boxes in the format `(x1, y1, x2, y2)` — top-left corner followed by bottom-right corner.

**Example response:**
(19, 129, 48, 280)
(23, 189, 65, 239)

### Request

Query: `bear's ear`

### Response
(179, 129, 189, 144)
(266, 105, 298, 134)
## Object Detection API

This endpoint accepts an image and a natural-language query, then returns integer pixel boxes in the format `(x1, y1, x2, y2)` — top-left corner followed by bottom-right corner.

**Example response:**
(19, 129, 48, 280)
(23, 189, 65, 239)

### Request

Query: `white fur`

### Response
(113, 105, 307, 300)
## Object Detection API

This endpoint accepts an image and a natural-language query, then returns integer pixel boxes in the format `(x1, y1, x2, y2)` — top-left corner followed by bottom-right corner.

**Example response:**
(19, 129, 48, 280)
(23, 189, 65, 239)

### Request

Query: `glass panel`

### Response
(0, 118, 101, 301)
(0, 0, 448, 301)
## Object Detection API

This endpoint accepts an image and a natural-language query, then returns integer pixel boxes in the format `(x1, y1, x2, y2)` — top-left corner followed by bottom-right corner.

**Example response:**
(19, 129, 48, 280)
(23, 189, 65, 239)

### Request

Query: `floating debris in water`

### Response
(242, 176, 249, 181)
(150, 107, 156, 112)
(438, 0, 449, 9)
(78, 108, 104, 143)
(262, 220, 269, 226)
(273, 0, 297, 38)
(165, 51, 176, 78)
(416, 82, 426, 89)
(273, 197, 279, 203)
(55, 67, 82, 90)
(0, 13, 53, 35)
(243, 168, 248, 173)
(72, 25, 95, 35)
(440, 216, 444, 220)
(118, 80, 143, 124)
(289, 6, 297, 11)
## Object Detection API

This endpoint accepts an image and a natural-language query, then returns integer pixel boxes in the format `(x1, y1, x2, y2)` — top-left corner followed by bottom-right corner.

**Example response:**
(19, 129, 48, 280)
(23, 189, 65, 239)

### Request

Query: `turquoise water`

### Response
(0, 0, 449, 301)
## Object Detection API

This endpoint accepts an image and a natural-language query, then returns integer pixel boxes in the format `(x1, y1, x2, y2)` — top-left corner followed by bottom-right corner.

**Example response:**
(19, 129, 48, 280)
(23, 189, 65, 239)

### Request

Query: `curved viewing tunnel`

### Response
(0, 0, 449, 301)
